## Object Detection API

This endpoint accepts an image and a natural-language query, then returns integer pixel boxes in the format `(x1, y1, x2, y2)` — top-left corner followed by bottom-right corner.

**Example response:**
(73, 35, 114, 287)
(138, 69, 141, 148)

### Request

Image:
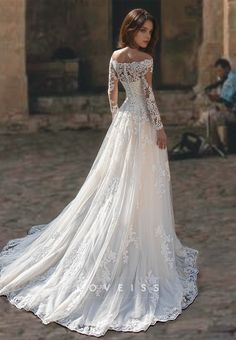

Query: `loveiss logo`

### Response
(75, 282, 160, 294)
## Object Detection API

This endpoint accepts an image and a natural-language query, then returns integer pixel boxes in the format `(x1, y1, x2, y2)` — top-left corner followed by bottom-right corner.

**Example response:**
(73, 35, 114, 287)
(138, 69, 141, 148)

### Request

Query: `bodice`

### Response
(112, 58, 153, 104)
(108, 56, 163, 130)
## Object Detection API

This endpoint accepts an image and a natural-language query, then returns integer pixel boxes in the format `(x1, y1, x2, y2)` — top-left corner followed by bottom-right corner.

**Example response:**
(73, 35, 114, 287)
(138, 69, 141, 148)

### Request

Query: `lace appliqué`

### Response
(62, 241, 89, 278)
(1, 242, 199, 337)
(154, 224, 175, 269)
(92, 224, 139, 296)
(92, 246, 117, 297)
(113, 109, 150, 137)
(98, 247, 117, 285)
(138, 270, 159, 305)
(140, 133, 153, 149)
(141, 58, 163, 131)
(142, 78, 163, 130)
(179, 247, 199, 309)
(110, 57, 164, 132)
(165, 160, 171, 181)
(100, 176, 119, 209)
(122, 224, 139, 263)
(112, 58, 153, 82)
(108, 58, 119, 117)
(152, 161, 171, 195)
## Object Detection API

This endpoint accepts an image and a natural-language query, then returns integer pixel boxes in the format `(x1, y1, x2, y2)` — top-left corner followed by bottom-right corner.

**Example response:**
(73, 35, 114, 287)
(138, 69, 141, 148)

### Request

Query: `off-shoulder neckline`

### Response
(111, 57, 153, 65)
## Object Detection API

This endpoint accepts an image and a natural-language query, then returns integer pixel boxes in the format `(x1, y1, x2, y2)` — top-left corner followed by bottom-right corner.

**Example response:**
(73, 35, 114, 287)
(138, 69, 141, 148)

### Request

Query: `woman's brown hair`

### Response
(117, 8, 158, 57)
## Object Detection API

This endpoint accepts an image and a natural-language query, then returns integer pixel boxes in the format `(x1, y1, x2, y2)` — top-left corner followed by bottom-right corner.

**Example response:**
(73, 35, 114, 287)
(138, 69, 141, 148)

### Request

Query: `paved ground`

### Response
(0, 126, 235, 340)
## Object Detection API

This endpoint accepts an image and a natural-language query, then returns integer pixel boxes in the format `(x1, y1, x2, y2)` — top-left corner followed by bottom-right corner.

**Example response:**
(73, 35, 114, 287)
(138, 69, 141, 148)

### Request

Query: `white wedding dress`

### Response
(0, 54, 199, 337)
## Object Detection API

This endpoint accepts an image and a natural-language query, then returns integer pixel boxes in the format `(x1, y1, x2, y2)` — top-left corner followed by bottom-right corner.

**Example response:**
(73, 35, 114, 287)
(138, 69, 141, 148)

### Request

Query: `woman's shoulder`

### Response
(111, 49, 153, 63)
(138, 51, 153, 61)
(111, 48, 124, 60)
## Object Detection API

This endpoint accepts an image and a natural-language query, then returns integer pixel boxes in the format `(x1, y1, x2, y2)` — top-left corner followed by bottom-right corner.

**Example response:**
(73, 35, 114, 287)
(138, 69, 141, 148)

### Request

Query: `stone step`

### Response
(0, 90, 195, 132)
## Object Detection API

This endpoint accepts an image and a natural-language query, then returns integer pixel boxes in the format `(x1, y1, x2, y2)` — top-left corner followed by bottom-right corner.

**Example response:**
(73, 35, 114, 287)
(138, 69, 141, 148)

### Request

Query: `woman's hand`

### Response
(156, 128, 167, 149)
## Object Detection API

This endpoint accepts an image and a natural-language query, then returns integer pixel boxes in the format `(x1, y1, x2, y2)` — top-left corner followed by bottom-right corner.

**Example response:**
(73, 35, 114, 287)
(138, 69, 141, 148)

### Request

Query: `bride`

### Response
(0, 8, 199, 337)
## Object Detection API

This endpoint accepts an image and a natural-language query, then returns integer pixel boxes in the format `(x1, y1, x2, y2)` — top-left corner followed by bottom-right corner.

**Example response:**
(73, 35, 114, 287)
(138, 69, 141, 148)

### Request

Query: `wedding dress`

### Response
(0, 53, 199, 337)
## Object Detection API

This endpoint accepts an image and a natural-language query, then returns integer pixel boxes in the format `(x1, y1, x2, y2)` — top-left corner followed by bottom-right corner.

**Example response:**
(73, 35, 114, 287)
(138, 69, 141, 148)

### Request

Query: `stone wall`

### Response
(26, 0, 202, 91)
(0, 90, 193, 133)
(228, 0, 236, 66)
(160, 0, 202, 88)
(0, 0, 236, 129)
(26, 0, 110, 90)
(0, 0, 28, 122)
(197, 0, 236, 88)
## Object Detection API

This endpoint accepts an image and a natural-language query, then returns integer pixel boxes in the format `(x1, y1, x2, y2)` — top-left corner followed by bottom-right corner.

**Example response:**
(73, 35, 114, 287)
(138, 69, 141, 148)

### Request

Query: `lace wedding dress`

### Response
(0, 54, 199, 337)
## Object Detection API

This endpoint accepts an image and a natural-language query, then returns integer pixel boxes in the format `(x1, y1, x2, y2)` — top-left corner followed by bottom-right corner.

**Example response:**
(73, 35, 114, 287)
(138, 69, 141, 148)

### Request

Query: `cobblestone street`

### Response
(0, 126, 235, 340)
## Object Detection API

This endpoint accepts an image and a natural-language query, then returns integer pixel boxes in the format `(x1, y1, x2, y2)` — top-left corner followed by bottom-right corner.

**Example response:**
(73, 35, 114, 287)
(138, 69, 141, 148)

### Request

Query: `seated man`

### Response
(194, 58, 236, 151)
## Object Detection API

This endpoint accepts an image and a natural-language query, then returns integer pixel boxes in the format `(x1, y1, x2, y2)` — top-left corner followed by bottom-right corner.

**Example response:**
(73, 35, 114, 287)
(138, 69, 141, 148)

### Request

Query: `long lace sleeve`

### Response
(107, 57, 119, 118)
(142, 57, 163, 130)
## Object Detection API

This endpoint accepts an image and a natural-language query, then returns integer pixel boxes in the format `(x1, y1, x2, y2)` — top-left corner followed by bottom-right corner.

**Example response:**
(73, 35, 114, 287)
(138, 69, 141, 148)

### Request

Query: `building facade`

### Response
(0, 0, 235, 131)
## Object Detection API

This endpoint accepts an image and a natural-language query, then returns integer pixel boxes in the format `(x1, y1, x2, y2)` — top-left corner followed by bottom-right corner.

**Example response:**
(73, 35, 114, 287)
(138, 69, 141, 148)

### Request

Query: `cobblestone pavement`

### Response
(0, 126, 235, 340)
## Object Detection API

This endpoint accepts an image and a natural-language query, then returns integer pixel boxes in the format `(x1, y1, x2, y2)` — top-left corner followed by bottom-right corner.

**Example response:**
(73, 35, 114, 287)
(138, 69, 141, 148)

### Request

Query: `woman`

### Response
(0, 8, 199, 337)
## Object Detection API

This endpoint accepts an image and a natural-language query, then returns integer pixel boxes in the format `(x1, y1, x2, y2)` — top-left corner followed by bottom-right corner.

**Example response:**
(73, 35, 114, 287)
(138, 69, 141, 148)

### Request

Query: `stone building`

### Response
(0, 0, 235, 131)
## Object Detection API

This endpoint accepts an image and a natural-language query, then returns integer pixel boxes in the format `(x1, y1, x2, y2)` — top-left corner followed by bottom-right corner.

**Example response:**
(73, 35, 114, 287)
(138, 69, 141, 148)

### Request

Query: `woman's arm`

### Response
(142, 57, 163, 130)
(108, 57, 119, 119)
(142, 57, 167, 149)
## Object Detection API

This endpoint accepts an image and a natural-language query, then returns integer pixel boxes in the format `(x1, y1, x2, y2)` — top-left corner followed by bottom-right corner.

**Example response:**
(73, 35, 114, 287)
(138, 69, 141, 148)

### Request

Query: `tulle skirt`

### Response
(0, 103, 199, 337)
